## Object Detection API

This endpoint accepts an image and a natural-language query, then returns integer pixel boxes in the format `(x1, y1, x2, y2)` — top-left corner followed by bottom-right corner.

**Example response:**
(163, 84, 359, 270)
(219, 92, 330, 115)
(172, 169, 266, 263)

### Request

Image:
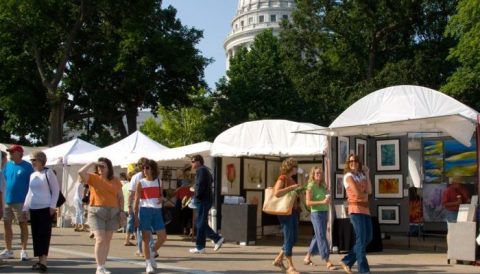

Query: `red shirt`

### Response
(176, 186, 193, 200)
(442, 185, 469, 211)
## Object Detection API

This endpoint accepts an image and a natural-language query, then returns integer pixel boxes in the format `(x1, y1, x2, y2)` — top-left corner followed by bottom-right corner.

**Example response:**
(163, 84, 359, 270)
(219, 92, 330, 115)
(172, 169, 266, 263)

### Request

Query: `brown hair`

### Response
(280, 158, 298, 175)
(145, 159, 159, 179)
(98, 157, 114, 180)
(343, 154, 363, 174)
(31, 151, 47, 166)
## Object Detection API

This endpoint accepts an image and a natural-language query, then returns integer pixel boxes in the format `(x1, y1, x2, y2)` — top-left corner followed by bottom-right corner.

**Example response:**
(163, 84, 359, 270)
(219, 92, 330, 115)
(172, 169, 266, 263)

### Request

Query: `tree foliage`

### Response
(0, 0, 209, 145)
(442, 0, 480, 110)
(208, 30, 304, 138)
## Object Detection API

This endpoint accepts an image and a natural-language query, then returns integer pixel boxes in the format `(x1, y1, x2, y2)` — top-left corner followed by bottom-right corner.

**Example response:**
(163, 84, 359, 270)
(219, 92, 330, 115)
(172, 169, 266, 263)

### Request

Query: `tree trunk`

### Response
(48, 97, 65, 146)
(125, 104, 139, 135)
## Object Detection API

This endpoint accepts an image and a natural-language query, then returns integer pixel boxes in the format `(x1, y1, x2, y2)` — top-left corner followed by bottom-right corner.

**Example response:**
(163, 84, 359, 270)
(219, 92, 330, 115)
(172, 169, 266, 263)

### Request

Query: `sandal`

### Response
(272, 259, 286, 270)
(32, 262, 48, 273)
(326, 262, 337, 270)
(124, 242, 135, 246)
(303, 258, 314, 266)
(285, 267, 300, 274)
(340, 262, 353, 274)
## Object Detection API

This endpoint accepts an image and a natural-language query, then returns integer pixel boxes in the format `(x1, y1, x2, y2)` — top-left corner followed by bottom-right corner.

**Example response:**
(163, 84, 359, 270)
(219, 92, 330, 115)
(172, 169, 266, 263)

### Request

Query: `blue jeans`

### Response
(277, 211, 298, 257)
(308, 211, 329, 260)
(73, 198, 84, 225)
(342, 214, 372, 273)
(126, 212, 135, 233)
(195, 199, 221, 250)
(445, 210, 458, 223)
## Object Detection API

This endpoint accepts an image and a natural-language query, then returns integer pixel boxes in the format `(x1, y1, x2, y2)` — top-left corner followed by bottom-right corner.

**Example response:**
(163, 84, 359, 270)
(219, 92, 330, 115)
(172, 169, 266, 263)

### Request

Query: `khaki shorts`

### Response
(88, 206, 120, 231)
(4, 203, 27, 223)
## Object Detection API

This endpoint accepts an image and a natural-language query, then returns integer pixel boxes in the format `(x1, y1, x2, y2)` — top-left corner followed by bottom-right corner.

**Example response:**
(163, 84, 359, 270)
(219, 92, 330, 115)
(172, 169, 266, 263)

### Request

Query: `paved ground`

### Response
(0, 223, 478, 274)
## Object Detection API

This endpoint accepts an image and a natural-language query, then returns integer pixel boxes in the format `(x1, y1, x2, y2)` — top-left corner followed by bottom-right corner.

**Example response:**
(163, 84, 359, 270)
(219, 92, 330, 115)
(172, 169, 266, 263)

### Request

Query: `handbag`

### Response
(45, 168, 66, 207)
(262, 187, 296, 215)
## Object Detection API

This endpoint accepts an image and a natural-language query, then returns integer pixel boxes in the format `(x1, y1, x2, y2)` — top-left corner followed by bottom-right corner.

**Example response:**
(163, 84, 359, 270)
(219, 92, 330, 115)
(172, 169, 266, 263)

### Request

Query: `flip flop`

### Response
(303, 259, 314, 265)
(327, 262, 337, 270)
(272, 259, 286, 270)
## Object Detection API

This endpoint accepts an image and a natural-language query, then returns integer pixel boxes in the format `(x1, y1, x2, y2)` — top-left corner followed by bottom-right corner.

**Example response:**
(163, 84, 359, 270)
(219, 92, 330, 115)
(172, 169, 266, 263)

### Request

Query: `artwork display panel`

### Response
(374, 174, 403, 198)
(423, 140, 444, 183)
(356, 138, 367, 166)
(335, 173, 345, 199)
(444, 139, 477, 177)
(246, 191, 263, 228)
(376, 139, 400, 171)
(338, 137, 349, 170)
(378, 205, 400, 224)
(266, 161, 281, 188)
(221, 157, 240, 195)
(244, 159, 265, 190)
(422, 183, 447, 222)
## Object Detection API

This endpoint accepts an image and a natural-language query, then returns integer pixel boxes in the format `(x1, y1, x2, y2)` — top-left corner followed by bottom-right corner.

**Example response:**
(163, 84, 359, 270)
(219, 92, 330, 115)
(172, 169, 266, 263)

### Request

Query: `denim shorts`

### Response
(139, 207, 165, 232)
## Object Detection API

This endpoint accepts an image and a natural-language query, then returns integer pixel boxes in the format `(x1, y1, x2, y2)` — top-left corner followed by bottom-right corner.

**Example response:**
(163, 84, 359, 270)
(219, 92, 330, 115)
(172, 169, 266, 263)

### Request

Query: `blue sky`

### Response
(163, 0, 237, 89)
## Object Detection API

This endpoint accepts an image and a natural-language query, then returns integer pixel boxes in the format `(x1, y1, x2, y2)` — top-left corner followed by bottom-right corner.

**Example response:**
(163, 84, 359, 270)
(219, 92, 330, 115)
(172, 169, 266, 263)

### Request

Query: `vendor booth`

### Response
(308, 85, 479, 258)
(210, 119, 328, 243)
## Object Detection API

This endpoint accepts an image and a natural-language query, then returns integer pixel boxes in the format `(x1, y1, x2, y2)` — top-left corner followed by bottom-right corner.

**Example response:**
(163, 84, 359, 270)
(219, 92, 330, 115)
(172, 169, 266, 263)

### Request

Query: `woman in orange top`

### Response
(79, 157, 124, 274)
(272, 158, 302, 274)
(340, 154, 372, 274)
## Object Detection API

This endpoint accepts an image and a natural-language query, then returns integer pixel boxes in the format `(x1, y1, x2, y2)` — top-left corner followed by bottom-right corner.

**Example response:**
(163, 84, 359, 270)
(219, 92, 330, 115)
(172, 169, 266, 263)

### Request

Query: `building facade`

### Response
(224, 0, 296, 70)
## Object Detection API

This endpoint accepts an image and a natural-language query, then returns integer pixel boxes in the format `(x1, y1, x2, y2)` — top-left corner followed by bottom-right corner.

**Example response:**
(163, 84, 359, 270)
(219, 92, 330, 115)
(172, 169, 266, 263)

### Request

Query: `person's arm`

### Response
(23, 176, 34, 212)
(133, 181, 142, 227)
(273, 176, 299, 198)
(345, 175, 368, 199)
(363, 166, 372, 195)
(305, 186, 329, 207)
(78, 162, 97, 184)
(194, 168, 206, 200)
(46, 169, 60, 215)
(117, 182, 124, 212)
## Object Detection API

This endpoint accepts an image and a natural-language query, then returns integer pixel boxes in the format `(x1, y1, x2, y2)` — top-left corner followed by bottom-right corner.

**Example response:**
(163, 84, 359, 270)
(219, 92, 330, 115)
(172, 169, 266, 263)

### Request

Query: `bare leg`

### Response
(142, 231, 151, 260)
(153, 230, 167, 252)
(3, 221, 12, 250)
(19, 222, 29, 250)
(285, 256, 298, 273)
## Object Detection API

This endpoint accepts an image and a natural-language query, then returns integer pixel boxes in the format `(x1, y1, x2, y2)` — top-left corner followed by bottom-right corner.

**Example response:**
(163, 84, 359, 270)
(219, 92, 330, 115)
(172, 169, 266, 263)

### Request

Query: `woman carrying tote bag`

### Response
(271, 158, 302, 274)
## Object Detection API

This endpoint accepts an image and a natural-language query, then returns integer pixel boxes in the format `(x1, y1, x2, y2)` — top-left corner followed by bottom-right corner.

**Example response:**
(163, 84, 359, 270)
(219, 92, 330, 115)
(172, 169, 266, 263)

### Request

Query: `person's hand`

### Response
(324, 194, 331, 203)
(50, 208, 56, 216)
(22, 211, 29, 221)
(456, 195, 462, 204)
(363, 165, 370, 173)
(134, 216, 139, 228)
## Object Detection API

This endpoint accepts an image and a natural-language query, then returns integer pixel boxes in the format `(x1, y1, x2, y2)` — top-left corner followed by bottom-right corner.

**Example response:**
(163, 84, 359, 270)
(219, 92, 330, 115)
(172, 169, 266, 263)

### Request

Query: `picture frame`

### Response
(337, 136, 349, 170)
(378, 205, 400, 224)
(243, 158, 266, 189)
(246, 191, 263, 228)
(356, 138, 367, 166)
(334, 173, 345, 199)
(266, 161, 281, 188)
(376, 139, 400, 171)
(221, 157, 241, 195)
(374, 174, 403, 198)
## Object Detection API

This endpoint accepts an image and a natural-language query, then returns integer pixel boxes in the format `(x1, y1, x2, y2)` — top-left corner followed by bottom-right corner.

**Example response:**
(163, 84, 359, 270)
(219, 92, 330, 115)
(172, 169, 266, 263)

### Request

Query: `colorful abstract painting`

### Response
(444, 139, 477, 177)
(423, 140, 443, 183)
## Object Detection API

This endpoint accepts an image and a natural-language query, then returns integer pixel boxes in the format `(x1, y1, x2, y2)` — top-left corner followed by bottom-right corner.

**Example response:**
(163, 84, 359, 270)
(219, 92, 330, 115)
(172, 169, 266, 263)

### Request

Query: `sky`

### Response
(163, 0, 238, 89)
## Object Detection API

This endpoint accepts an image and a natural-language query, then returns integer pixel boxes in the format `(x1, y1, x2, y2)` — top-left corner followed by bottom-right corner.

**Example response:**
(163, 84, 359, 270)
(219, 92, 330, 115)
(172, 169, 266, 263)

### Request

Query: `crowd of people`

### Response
(0, 143, 474, 274)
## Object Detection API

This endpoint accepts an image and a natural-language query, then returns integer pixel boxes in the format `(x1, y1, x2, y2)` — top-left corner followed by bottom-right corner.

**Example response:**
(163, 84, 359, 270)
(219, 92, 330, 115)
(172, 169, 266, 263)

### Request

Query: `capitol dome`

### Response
(224, 0, 296, 70)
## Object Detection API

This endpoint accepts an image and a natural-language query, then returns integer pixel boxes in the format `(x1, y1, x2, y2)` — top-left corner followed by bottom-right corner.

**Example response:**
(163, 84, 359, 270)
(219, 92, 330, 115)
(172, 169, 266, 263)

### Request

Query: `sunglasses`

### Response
(191, 160, 197, 163)
(143, 166, 150, 170)
(97, 164, 106, 169)
(30, 159, 37, 162)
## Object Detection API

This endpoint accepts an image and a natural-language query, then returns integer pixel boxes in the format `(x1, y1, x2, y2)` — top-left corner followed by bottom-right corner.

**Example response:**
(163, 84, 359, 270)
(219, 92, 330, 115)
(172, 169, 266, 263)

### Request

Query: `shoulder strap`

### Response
(157, 178, 163, 199)
(44, 167, 52, 194)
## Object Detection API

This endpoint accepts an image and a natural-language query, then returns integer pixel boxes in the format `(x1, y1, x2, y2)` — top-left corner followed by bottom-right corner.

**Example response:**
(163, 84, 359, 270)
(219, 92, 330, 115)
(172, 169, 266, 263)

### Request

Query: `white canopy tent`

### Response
(67, 130, 168, 167)
(211, 119, 329, 157)
(155, 141, 212, 167)
(328, 85, 478, 146)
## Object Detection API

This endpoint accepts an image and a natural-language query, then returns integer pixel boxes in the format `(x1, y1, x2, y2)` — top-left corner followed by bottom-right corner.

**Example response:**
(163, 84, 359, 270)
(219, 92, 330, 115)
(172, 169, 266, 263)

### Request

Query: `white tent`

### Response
(155, 141, 212, 167)
(328, 85, 479, 146)
(67, 130, 168, 166)
(22, 138, 100, 166)
(211, 119, 329, 157)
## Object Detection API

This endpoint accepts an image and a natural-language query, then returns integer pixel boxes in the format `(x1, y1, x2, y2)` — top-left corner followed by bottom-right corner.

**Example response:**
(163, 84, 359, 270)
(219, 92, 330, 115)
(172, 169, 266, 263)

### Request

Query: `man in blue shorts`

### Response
(0, 145, 33, 261)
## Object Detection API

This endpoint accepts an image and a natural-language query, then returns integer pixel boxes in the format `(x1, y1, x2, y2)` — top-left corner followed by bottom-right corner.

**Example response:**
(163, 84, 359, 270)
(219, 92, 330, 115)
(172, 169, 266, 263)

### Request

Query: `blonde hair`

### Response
(308, 166, 324, 184)
(280, 158, 298, 175)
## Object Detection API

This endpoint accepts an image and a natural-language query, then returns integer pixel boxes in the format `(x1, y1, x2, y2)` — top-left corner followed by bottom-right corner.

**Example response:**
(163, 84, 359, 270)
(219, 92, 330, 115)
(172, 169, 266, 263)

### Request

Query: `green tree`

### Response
(442, 0, 480, 110)
(209, 30, 304, 138)
(280, 0, 458, 126)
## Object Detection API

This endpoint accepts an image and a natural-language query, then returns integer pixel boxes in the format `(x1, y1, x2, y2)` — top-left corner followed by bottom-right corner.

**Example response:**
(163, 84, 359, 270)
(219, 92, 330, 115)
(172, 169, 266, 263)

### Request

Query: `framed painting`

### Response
(422, 183, 447, 222)
(246, 191, 263, 228)
(266, 161, 281, 188)
(244, 158, 266, 189)
(378, 205, 400, 224)
(376, 139, 400, 171)
(356, 138, 367, 166)
(374, 174, 403, 198)
(423, 140, 443, 183)
(221, 157, 240, 195)
(335, 173, 345, 199)
(444, 139, 477, 177)
(337, 136, 349, 170)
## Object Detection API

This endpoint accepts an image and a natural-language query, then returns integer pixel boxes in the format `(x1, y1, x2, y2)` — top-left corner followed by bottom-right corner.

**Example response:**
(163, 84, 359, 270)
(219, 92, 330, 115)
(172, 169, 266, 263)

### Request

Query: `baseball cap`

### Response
(6, 144, 23, 154)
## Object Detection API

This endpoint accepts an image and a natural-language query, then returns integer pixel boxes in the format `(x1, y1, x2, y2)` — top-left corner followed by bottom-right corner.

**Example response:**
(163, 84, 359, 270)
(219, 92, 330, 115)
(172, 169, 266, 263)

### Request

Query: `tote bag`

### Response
(262, 187, 295, 215)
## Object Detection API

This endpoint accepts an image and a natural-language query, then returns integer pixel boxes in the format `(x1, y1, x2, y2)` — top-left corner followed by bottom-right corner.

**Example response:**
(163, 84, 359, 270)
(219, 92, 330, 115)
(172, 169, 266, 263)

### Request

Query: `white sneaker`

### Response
(189, 247, 206, 254)
(96, 266, 111, 274)
(214, 237, 225, 251)
(146, 262, 155, 274)
(0, 249, 13, 259)
(150, 258, 157, 269)
(20, 250, 29, 261)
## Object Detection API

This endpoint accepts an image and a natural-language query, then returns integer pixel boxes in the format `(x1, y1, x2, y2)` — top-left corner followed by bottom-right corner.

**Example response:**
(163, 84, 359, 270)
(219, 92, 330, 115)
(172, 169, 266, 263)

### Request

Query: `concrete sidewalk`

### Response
(0, 224, 478, 273)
